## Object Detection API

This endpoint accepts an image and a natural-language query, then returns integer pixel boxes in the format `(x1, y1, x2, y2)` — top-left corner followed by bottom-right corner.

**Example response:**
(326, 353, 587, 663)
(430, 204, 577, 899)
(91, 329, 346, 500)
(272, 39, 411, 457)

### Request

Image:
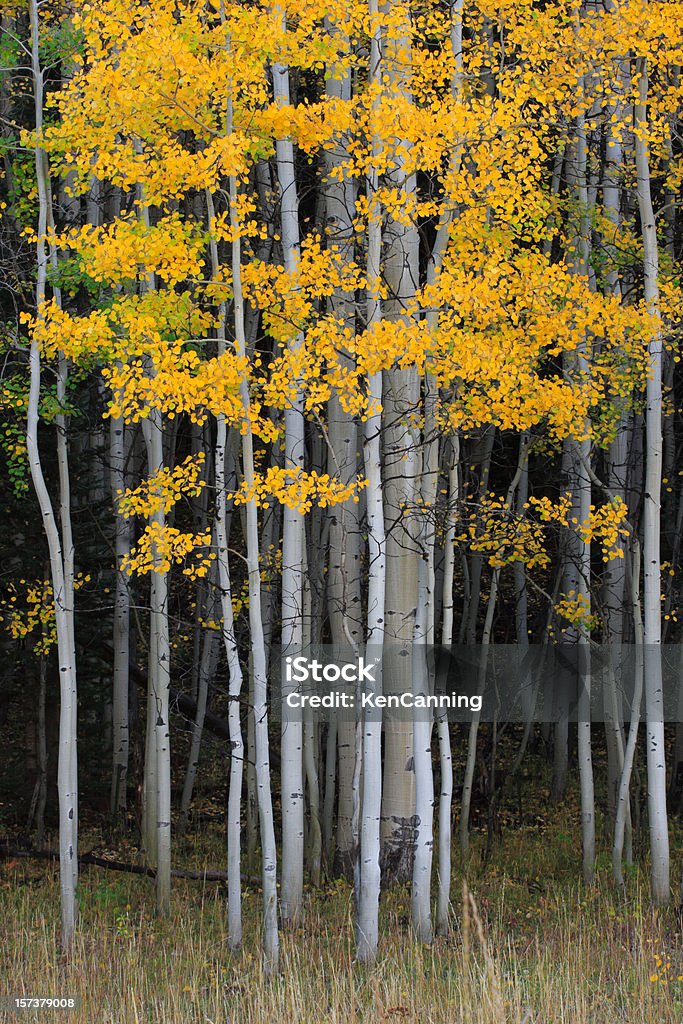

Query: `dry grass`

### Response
(1, 811, 682, 1023)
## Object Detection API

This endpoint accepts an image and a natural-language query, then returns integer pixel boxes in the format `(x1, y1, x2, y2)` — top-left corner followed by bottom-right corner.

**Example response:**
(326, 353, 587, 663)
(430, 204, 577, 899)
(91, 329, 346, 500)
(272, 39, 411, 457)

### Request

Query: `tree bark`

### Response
(635, 56, 669, 905)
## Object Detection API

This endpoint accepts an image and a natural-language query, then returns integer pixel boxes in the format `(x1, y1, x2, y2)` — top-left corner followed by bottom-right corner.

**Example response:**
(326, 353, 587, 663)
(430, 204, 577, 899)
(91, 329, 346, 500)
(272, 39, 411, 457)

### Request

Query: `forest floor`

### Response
(2, 794, 683, 1024)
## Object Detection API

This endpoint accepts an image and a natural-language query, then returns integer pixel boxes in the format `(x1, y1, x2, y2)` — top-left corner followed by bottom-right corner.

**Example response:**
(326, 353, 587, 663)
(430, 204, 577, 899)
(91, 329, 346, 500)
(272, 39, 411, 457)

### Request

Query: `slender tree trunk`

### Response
(214, 411, 245, 949)
(273, 33, 305, 926)
(460, 437, 529, 859)
(324, 34, 361, 873)
(227, 130, 279, 966)
(110, 414, 130, 823)
(635, 56, 669, 904)
(141, 411, 172, 916)
(27, 0, 78, 950)
(410, 375, 439, 943)
(357, 5, 385, 957)
(322, 719, 337, 870)
(34, 651, 48, 848)
(302, 559, 322, 887)
(177, 569, 220, 837)
(613, 540, 644, 883)
(573, 96, 595, 886)
(133, 164, 171, 915)
(431, 3, 462, 927)
(379, 19, 421, 878)
(464, 427, 495, 644)
(436, 437, 458, 934)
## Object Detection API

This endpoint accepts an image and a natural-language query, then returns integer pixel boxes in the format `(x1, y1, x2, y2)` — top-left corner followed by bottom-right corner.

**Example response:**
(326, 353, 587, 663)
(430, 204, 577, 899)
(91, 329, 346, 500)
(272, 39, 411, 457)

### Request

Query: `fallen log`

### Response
(0, 842, 258, 884)
(99, 643, 231, 742)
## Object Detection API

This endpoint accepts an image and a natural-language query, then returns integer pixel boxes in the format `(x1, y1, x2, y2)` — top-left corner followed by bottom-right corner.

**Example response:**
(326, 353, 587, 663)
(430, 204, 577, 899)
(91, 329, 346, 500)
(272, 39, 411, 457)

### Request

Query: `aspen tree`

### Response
(379, 0, 421, 883)
(356, 0, 385, 961)
(273, 14, 306, 926)
(635, 54, 669, 905)
(26, 0, 78, 950)
(566, 80, 595, 883)
(324, 18, 362, 874)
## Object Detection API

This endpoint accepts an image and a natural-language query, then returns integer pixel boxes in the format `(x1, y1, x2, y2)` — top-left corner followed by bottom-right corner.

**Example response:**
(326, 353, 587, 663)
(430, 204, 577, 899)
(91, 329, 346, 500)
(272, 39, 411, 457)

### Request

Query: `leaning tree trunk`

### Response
(177, 564, 220, 837)
(27, 0, 78, 951)
(613, 539, 644, 883)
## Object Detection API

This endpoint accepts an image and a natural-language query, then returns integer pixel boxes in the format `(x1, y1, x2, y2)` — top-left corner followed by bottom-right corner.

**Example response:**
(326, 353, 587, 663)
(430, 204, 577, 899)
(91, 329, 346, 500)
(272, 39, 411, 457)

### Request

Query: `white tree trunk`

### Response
(226, 147, 280, 966)
(302, 562, 322, 887)
(141, 412, 172, 916)
(273, 36, 305, 926)
(436, 438, 458, 934)
(613, 540, 643, 883)
(27, 0, 78, 950)
(134, 169, 172, 913)
(635, 57, 669, 904)
(564, 99, 595, 881)
(410, 377, 439, 943)
(357, 11, 385, 956)
(215, 417, 245, 949)
(379, 49, 421, 881)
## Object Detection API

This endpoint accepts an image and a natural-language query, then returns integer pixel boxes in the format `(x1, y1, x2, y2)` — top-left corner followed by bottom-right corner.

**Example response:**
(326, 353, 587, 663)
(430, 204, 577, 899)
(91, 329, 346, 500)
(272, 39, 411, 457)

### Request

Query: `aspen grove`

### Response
(1, 0, 683, 993)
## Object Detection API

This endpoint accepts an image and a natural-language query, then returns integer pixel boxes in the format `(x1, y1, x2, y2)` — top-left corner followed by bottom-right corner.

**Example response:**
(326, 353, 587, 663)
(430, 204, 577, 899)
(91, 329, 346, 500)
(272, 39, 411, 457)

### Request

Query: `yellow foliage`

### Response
(122, 523, 214, 578)
(233, 467, 366, 514)
(118, 454, 206, 518)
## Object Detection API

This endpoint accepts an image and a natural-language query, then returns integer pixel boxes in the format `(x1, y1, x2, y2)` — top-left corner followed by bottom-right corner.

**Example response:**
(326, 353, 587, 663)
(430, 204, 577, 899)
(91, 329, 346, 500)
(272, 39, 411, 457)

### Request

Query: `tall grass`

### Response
(2, 824, 683, 1024)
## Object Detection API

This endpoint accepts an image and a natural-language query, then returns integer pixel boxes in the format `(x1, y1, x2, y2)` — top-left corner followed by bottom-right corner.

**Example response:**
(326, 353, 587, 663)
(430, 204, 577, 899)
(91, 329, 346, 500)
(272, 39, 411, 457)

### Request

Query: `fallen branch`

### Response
(99, 643, 231, 742)
(0, 843, 258, 884)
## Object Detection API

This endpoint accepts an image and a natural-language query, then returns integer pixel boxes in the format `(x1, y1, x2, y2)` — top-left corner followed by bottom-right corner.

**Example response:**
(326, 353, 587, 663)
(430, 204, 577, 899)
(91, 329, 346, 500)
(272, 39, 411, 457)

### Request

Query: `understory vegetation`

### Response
(3, 750, 683, 1023)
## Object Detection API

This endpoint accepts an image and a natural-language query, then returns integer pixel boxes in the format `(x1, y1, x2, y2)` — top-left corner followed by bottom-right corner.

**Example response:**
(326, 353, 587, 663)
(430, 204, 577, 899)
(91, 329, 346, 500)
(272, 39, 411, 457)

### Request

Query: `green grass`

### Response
(2, 809, 682, 1024)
